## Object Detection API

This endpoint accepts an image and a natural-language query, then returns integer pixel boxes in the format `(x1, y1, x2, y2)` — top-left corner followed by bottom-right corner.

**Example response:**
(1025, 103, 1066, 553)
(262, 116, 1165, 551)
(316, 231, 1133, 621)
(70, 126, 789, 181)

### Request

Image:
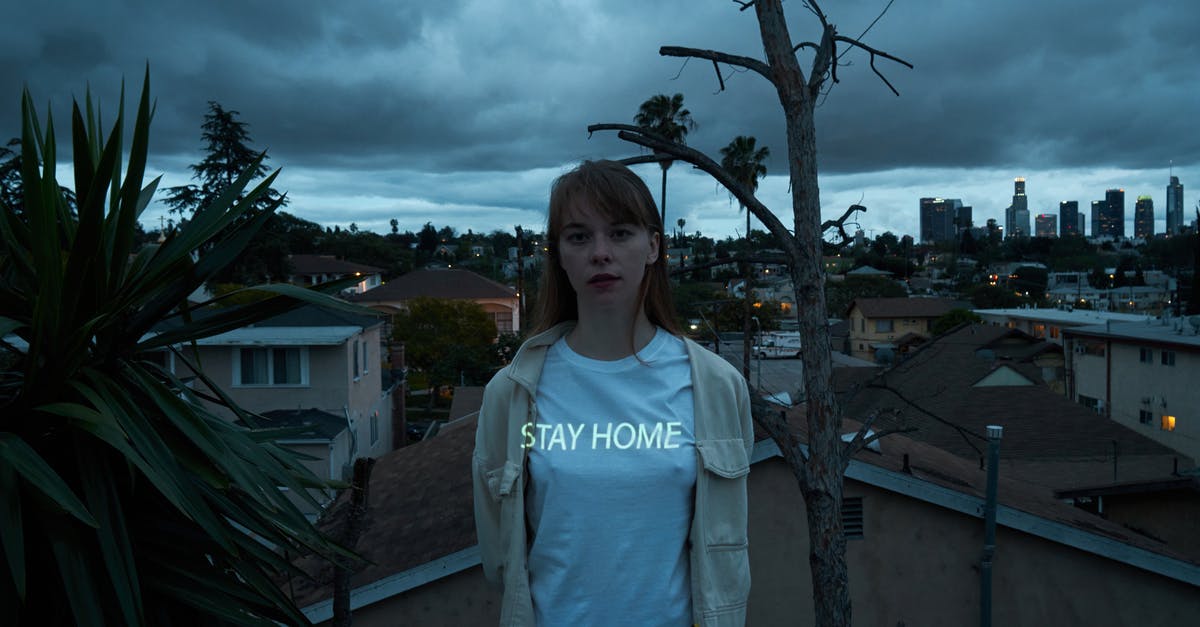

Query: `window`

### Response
(1078, 394, 1101, 413)
(370, 411, 379, 445)
(860, 319, 865, 332)
(362, 340, 369, 374)
(235, 347, 306, 386)
(1050, 326, 1060, 339)
(1161, 415, 1176, 432)
(1139, 410, 1153, 425)
(1032, 324, 1045, 338)
(1161, 351, 1176, 366)
(353, 341, 360, 379)
(875, 319, 894, 333)
(842, 496, 864, 540)
(1140, 347, 1153, 363)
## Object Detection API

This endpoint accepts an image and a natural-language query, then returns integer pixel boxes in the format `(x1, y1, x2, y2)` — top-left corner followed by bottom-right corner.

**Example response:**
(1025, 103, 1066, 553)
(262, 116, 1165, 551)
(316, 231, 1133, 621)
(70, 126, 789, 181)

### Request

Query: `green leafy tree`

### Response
(164, 101, 285, 217)
(932, 308, 983, 336)
(1, 74, 360, 625)
(392, 298, 499, 388)
(634, 93, 696, 227)
(824, 276, 907, 318)
(0, 137, 21, 213)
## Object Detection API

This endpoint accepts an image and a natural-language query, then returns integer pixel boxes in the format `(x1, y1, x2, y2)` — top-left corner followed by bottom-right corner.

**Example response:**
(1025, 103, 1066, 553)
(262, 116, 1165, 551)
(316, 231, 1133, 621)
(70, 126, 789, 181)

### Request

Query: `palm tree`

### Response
(1, 72, 359, 626)
(720, 135, 770, 381)
(634, 93, 696, 228)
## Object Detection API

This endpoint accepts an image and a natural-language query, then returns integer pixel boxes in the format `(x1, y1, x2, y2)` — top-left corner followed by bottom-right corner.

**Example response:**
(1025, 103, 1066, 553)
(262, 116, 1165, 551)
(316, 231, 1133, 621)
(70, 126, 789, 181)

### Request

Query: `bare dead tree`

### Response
(590, 1, 910, 625)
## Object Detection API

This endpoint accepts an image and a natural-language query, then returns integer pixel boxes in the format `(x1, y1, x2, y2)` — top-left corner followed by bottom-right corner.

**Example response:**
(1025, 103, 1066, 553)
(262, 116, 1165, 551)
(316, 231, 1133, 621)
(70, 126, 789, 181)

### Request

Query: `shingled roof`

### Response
(348, 268, 516, 302)
(288, 254, 383, 276)
(839, 323, 1191, 490)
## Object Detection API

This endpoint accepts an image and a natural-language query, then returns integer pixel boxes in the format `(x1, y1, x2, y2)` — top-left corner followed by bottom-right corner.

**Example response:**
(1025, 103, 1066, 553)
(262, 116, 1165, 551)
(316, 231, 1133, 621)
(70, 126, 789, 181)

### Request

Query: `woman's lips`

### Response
(588, 273, 619, 288)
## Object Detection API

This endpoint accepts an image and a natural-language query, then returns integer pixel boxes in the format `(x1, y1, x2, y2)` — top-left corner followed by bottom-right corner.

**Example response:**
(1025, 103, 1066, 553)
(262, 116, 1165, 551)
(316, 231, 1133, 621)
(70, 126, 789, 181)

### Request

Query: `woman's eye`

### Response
(611, 228, 632, 239)
(565, 232, 588, 243)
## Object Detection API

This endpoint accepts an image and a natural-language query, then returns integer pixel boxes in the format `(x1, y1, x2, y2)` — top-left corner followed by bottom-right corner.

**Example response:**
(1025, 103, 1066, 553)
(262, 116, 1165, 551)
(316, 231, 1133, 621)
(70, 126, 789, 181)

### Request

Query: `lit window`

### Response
(236, 347, 307, 386)
(1161, 415, 1176, 432)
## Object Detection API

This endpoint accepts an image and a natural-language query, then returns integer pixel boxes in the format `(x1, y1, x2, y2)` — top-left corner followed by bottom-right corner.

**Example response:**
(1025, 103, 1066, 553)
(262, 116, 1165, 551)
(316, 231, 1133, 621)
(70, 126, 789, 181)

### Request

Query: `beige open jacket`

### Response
(472, 322, 754, 626)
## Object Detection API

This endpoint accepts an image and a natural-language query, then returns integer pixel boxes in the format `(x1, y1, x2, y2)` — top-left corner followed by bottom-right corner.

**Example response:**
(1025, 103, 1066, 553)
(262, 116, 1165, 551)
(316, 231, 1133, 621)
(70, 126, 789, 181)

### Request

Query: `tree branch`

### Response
(864, 380, 987, 457)
(821, 203, 865, 248)
(732, 0, 756, 11)
(587, 123, 796, 255)
(659, 46, 772, 85)
(832, 35, 913, 96)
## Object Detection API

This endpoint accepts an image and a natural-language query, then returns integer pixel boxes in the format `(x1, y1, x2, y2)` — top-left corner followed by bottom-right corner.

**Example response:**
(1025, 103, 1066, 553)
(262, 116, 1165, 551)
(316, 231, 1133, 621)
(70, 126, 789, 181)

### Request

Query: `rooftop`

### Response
(974, 307, 1148, 325)
(849, 297, 966, 319)
(1064, 318, 1200, 348)
(349, 268, 517, 302)
(288, 254, 383, 276)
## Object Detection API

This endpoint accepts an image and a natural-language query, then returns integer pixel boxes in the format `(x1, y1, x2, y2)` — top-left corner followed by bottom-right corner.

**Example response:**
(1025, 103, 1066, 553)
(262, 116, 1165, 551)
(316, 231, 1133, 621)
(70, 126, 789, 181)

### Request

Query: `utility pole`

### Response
(981, 425, 1003, 627)
(515, 226, 525, 329)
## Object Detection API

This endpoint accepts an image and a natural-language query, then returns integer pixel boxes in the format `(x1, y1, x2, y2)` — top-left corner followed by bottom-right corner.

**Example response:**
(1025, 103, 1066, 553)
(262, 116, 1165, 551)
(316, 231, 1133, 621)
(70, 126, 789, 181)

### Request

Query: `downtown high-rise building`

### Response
(1059, 200, 1080, 237)
(1091, 200, 1104, 237)
(1099, 188, 1125, 238)
(1166, 175, 1184, 235)
(1134, 195, 1154, 239)
(956, 205, 973, 235)
(1006, 178, 1029, 238)
(1035, 214, 1057, 238)
(919, 197, 960, 243)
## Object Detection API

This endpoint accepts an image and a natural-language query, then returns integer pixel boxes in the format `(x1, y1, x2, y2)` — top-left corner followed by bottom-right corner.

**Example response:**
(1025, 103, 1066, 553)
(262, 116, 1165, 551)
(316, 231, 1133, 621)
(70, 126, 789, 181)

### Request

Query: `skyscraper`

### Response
(1007, 177, 1029, 238)
(1099, 188, 1124, 238)
(919, 197, 958, 243)
(1078, 213, 1085, 235)
(1035, 214, 1057, 238)
(1059, 200, 1079, 237)
(957, 205, 973, 235)
(1091, 200, 1104, 237)
(1166, 175, 1184, 235)
(1134, 195, 1154, 239)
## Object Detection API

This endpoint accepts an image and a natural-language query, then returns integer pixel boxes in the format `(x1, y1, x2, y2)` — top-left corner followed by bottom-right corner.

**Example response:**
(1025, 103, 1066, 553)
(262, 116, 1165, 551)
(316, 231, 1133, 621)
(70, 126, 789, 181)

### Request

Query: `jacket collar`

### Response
(505, 321, 575, 393)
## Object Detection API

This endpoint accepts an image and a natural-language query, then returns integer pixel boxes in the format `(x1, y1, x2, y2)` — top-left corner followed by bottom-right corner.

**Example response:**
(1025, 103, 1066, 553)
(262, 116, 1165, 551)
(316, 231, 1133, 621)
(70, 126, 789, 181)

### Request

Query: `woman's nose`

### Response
(590, 236, 613, 263)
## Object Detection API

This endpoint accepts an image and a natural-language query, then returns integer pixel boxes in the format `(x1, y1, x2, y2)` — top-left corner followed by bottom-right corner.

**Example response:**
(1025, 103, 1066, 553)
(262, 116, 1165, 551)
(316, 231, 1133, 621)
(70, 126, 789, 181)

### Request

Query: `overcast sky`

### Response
(4, 0, 1198, 241)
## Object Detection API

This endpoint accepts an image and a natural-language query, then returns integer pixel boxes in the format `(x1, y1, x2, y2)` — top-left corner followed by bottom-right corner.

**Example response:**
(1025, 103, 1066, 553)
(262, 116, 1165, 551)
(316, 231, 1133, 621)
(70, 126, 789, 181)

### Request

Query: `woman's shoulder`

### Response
(682, 336, 743, 381)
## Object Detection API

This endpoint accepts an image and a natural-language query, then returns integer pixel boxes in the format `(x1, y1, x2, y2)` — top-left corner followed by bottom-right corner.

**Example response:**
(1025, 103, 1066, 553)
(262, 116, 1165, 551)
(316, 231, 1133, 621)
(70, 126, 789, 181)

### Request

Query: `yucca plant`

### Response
(0, 70, 362, 626)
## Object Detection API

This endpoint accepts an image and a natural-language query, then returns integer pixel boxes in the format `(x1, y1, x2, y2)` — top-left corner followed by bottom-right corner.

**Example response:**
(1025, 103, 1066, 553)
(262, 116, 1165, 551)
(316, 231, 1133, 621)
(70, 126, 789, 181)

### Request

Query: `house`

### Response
(974, 306, 1145, 345)
(1056, 474, 1200, 561)
(1063, 316, 1200, 461)
(349, 268, 521, 334)
(846, 297, 963, 362)
(172, 305, 396, 517)
(284, 407, 1200, 626)
(287, 254, 384, 295)
(840, 323, 1191, 491)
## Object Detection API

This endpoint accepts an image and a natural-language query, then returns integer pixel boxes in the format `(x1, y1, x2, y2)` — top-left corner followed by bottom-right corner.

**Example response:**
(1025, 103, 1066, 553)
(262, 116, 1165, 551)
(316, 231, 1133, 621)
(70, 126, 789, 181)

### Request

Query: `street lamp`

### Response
(751, 315, 762, 391)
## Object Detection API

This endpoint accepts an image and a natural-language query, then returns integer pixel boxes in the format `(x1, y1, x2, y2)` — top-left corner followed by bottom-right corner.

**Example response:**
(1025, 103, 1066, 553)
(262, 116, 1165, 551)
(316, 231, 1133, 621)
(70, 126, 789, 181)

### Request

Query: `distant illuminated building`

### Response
(1166, 175, 1184, 235)
(1006, 178, 1029, 238)
(919, 197, 959, 243)
(1099, 189, 1124, 238)
(1134, 195, 1154, 239)
(1091, 200, 1104, 237)
(1059, 201, 1079, 237)
(1035, 214, 1057, 238)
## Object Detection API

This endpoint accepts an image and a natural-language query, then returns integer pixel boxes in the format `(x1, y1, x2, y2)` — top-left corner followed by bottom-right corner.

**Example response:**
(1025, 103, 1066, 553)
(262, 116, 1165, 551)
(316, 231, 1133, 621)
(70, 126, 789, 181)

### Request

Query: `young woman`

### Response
(473, 160, 753, 626)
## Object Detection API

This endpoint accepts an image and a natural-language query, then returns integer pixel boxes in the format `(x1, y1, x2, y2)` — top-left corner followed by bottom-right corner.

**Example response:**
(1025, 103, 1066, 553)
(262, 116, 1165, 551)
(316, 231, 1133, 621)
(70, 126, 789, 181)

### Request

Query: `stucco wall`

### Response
(1069, 335, 1200, 461)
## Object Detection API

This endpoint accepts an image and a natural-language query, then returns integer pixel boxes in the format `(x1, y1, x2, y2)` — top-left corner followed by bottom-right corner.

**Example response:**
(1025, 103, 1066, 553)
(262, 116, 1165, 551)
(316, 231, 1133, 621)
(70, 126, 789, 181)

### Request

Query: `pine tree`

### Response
(164, 101, 285, 217)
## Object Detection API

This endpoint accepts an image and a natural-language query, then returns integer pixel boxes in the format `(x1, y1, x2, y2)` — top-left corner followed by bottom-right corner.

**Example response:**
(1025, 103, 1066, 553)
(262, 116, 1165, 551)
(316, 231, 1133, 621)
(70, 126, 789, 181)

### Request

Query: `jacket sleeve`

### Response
(735, 373, 755, 461)
(472, 375, 509, 587)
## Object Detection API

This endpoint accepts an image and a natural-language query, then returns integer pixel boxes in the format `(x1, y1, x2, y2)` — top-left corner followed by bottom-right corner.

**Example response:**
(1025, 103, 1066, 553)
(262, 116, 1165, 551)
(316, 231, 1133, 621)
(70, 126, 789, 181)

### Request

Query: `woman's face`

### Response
(556, 201, 659, 315)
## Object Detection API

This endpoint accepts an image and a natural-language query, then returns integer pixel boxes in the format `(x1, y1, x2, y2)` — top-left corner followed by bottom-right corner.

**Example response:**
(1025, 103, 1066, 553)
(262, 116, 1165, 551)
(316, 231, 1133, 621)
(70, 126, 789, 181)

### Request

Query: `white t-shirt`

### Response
(526, 327, 696, 627)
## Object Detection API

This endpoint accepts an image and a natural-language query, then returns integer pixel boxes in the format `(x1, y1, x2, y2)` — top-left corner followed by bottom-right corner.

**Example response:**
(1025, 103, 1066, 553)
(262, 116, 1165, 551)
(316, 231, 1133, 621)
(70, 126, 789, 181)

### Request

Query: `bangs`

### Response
(547, 160, 660, 239)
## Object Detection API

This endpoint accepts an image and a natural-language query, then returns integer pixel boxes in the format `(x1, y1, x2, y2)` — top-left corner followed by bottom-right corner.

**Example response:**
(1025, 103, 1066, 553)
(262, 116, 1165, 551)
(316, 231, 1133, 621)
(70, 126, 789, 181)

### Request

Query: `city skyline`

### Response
(3, 1, 1198, 241)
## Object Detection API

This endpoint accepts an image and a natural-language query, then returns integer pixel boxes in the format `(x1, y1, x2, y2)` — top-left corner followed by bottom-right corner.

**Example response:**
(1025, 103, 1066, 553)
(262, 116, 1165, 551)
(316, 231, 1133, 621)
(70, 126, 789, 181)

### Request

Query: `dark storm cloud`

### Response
(2, 0, 1197, 239)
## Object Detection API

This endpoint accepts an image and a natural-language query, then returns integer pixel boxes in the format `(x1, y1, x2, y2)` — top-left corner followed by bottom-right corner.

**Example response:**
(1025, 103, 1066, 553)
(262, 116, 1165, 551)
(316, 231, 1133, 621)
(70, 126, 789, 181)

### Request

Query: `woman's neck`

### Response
(567, 308, 657, 360)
